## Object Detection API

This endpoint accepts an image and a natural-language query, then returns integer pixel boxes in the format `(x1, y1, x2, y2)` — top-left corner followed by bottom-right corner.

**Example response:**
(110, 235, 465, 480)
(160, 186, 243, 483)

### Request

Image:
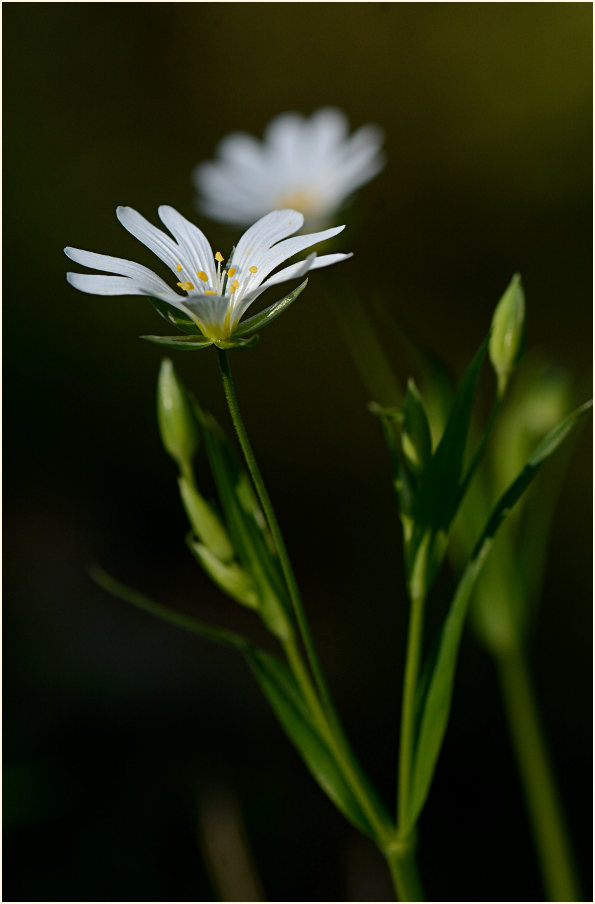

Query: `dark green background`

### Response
(3, 3, 592, 900)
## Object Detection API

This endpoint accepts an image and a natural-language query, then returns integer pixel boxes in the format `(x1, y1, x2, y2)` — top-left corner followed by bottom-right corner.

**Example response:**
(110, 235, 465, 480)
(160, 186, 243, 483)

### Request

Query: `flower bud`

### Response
(489, 274, 525, 397)
(179, 476, 234, 563)
(157, 359, 200, 468)
(190, 541, 258, 609)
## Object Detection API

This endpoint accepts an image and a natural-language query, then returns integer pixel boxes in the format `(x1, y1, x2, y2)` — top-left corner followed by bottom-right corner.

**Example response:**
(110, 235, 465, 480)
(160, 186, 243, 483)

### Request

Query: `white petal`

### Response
(231, 209, 303, 273)
(64, 247, 173, 295)
(66, 273, 150, 296)
(116, 206, 182, 273)
(264, 252, 353, 288)
(307, 107, 349, 158)
(240, 224, 346, 292)
(264, 112, 305, 162)
(158, 206, 216, 283)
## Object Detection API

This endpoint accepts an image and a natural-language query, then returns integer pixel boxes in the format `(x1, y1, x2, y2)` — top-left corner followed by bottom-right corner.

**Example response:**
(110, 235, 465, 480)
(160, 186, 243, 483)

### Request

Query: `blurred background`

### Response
(3, 4, 592, 901)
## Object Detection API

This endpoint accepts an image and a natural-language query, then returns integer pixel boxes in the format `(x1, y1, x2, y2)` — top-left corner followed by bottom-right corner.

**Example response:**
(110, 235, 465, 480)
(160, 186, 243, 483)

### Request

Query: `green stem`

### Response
(397, 590, 426, 831)
(497, 648, 581, 902)
(282, 636, 392, 846)
(385, 840, 425, 902)
(216, 348, 336, 717)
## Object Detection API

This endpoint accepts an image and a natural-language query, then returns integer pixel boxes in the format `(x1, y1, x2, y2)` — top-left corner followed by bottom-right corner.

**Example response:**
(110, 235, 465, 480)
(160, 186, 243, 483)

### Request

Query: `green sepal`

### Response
(234, 280, 308, 337)
(245, 649, 376, 839)
(213, 335, 260, 350)
(405, 399, 592, 833)
(142, 334, 214, 350)
(147, 297, 202, 334)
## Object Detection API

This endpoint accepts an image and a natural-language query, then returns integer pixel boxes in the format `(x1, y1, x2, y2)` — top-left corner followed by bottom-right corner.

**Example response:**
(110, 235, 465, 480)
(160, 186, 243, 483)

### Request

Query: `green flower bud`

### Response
(489, 274, 526, 397)
(190, 541, 258, 609)
(401, 379, 433, 477)
(157, 359, 200, 468)
(179, 476, 234, 563)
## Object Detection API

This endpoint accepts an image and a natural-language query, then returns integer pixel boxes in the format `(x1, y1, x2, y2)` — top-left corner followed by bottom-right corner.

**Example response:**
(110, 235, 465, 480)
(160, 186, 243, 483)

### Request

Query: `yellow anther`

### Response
(230, 279, 239, 294)
(215, 251, 224, 263)
(177, 281, 194, 291)
(227, 267, 236, 278)
(204, 290, 217, 295)
(249, 265, 258, 274)
(176, 264, 182, 272)
(197, 270, 209, 283)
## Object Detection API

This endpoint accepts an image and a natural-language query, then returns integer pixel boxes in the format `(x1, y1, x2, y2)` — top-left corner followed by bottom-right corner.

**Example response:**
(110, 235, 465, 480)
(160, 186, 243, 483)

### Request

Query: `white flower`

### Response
(193, 107, 384, 229)
(65, 206, 351, 344)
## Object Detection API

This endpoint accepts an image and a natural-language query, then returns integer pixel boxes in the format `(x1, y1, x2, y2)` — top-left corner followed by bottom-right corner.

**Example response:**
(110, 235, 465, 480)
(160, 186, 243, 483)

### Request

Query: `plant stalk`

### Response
(397, 588, 426, 832)
(497, 647, 581, 902)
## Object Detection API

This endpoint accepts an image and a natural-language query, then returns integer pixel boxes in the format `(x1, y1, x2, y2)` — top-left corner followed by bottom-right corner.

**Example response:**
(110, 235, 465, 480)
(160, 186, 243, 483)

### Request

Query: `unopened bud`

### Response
(489, 274, 525, 397)
(179, 476, 234, 563)
(157, 359, 200, 468)
(190, 541, 258, 609)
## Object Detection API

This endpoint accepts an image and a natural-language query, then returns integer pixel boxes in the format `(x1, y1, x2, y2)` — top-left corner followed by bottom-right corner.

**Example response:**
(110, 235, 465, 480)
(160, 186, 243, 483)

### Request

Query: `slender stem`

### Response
(497, 648, 581, 902)
(216, 351, 396, 849)
(216, 348, 337, 719)
(385, 840, 425, 902)
(397, 591, 426, 832)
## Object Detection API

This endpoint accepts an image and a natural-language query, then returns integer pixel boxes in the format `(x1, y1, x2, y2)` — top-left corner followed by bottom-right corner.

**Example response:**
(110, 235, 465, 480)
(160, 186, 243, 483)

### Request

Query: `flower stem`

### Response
(397, 589, 426, 832)
(216, 348, 336, 716)
(385, 840, 425, 902)
(497, 647, 581, 901)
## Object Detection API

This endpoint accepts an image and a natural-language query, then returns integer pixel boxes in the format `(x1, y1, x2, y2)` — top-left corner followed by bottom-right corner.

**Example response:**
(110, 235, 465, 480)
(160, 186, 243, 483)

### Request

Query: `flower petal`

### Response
(64, 247, 173, 296)
(231, 209, 303, 274)
(157, 206, 216, 284)
(116, 206, 183, 274)
(66, 273, 149, 296)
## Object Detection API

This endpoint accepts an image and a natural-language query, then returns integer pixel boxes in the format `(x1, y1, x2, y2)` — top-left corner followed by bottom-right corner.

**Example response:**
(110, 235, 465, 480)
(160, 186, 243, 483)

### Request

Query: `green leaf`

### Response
(405, 399, 592, 832)
(246, 649, 375, 838)
(157, 359, 201, 467)
(147, 297, 201, 334)
(234, 280, 308, 337)
(141, 334, 214, 350)
(90, 566, 250, 651)
(407, 337, 489, 591)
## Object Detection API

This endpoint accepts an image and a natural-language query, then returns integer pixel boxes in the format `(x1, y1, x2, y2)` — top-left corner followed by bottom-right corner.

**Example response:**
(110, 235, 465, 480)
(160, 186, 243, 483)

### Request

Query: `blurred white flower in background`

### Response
(193, 107, 384, 230)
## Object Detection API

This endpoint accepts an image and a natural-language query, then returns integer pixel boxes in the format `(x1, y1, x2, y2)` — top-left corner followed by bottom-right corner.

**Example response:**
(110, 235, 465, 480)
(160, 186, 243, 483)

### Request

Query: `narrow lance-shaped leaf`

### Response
(246, 649, 376, 839)
(407, 337, 489, 592)
(90, 566, 250, 651)
(405, 399, 592, 832)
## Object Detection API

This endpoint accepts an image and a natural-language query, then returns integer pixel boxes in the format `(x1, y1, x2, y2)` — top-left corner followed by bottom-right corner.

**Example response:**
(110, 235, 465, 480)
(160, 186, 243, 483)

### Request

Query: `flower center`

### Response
(275, 189, 323, 217)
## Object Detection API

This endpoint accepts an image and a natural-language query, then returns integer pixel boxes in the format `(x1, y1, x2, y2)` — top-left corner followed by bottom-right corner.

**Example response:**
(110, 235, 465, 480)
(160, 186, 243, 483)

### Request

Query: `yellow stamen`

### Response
(176, 264, 182, 272)
(204, 290, 217, 295)
(249, 265, 258, 274)
(227, 267, 236, 278)
(177, 281, 194, 291)
(215, 251, 224, 263)
(230, 279, 239, 294)
(197, 270, 209, 283)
